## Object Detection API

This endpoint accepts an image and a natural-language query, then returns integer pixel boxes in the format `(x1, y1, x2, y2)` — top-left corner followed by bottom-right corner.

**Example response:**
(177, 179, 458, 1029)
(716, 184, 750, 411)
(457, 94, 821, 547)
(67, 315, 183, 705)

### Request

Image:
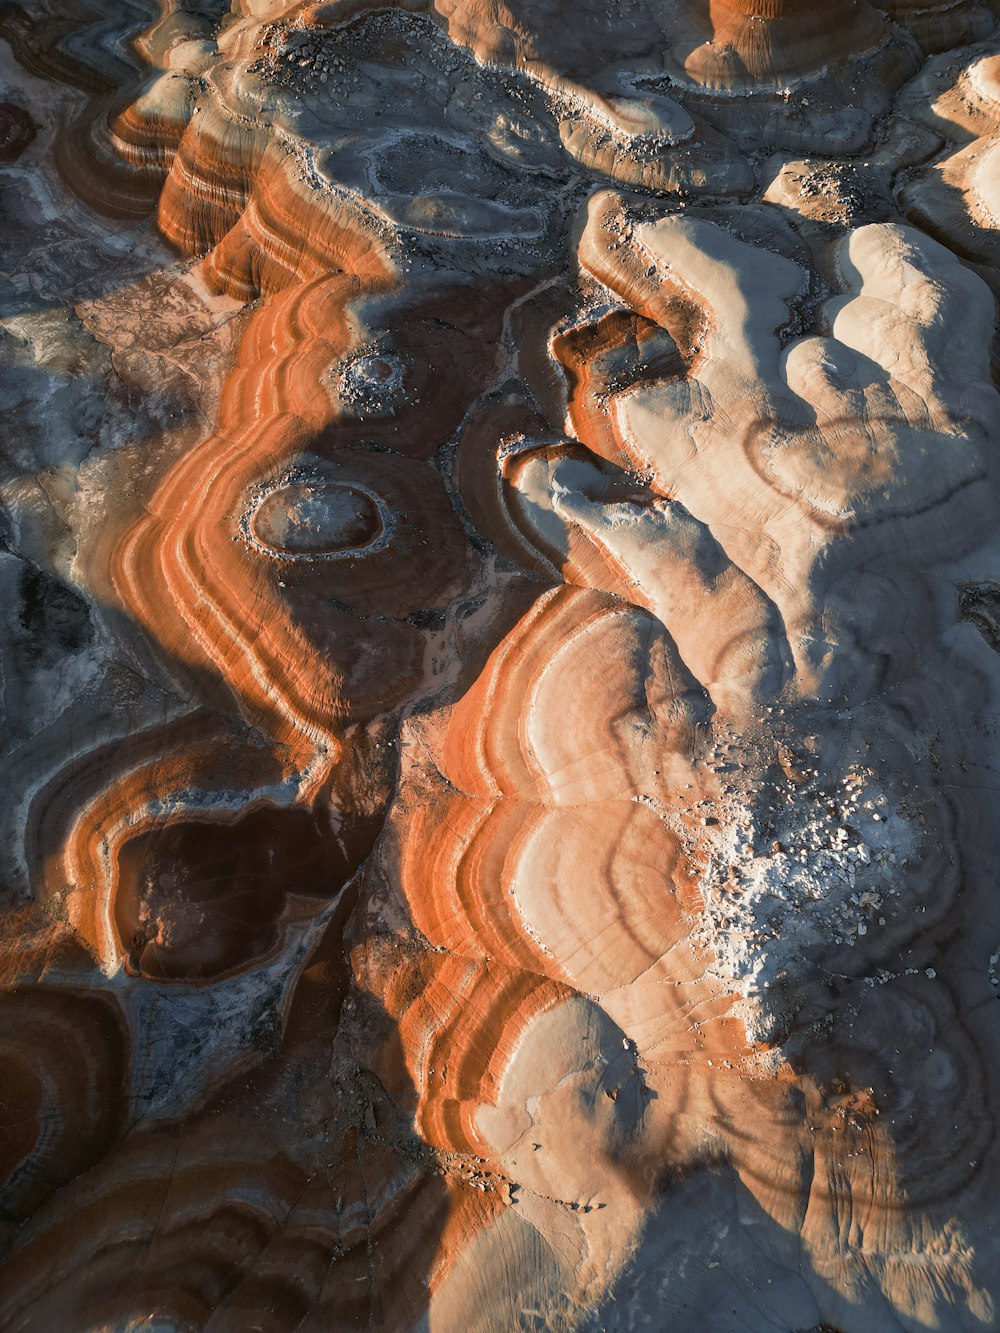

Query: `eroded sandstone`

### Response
(3, 1, 1000, 1329)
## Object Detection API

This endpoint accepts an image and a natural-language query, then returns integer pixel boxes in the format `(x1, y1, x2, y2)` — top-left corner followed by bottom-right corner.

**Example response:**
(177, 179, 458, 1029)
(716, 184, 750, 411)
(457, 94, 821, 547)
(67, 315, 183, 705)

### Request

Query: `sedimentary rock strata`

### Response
(3, 0, 1000, 1328)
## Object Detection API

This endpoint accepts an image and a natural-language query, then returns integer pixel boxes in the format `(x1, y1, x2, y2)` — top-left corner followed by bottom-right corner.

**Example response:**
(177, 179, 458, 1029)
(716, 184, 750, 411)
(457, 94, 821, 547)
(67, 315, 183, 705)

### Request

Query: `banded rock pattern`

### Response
(2, 0, 1000, 1330)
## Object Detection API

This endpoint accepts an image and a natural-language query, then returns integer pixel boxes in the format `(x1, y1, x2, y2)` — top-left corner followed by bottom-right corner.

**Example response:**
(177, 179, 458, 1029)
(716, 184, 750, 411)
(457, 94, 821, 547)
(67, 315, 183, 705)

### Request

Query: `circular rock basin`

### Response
(338, 351, 408, 413)
(114, 807, 367, 982)
(349, 355, 400, 389)
(250, 481, 382, 556)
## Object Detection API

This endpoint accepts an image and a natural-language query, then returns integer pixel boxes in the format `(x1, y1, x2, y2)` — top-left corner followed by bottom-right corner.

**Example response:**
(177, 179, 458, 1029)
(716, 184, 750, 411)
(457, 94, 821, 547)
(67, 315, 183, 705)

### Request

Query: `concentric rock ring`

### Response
(247, 478, 387, 559)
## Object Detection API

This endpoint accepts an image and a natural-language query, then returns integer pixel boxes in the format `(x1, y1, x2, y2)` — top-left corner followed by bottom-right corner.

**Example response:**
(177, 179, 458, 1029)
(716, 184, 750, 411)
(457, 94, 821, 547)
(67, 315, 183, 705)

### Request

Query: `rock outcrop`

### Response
(3, 0, 1000, 1328)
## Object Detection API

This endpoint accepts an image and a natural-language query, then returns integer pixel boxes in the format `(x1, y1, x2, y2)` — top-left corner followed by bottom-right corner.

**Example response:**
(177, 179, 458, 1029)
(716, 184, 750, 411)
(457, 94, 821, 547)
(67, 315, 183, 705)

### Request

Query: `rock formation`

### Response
(3, 0, 1000, 1328)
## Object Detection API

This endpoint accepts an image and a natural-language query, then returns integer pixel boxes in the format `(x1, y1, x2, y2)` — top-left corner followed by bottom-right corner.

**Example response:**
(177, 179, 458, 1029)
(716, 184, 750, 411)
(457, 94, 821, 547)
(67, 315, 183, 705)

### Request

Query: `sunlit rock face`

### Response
(3, 0, 1000, 1329)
